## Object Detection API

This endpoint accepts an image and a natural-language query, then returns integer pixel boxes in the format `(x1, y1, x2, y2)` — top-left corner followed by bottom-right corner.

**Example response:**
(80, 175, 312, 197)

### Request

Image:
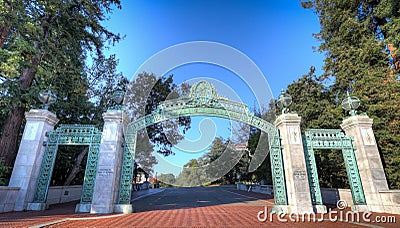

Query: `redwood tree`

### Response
(300, 0, 400, 188)
(0, 0, 122, 167)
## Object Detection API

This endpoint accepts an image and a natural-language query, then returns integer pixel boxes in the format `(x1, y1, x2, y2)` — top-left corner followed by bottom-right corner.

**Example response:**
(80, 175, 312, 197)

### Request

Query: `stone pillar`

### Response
(90, 110, 129, 214)
(274, 113, 314, 214)
(8, 109, 59, 211)
(341, 115, 389, 212)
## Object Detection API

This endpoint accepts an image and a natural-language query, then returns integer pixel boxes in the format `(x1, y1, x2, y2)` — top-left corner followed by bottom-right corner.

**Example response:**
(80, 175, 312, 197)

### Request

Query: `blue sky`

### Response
(103, 0, 325, 176)
(104, 0, 324, 97)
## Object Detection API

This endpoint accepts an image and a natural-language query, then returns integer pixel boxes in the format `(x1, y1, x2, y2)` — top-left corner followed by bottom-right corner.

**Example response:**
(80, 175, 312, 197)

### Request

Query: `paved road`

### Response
(1, 186, 399, 227)
(132, 186, 273, 212)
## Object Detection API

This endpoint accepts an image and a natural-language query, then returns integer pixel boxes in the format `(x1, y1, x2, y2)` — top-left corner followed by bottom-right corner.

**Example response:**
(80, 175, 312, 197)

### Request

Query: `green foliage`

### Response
(314, 149, 349, 188)
(243, 131, 272, 184)
(204, 138, 237, 185)
(51, 146, 87, 186)
(0, 162, 11, 186)
(125, 72, 191, 158)
(175, 159, 205, 187)
(299, 0, 400, 188)
(0, 0, 124, 183)
(124, 72, 191, 176)
(233, 104, 277, 184)
(174, 137, 236, 186)
(173, 126, 274, 187)
(0, 0, 122, 112)
(157, 173, 176, 188)
(287, 67, 342, 130)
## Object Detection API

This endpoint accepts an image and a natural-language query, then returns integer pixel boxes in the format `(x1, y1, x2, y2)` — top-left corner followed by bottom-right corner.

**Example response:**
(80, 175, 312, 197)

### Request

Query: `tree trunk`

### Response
(0, 67, 39, 167)
(0, 107, 25, 166)
(0, 26, 10, 48)
(63, 147, 88, 186)
(0, 0, 12, 48)
(0, 37, 44, 167)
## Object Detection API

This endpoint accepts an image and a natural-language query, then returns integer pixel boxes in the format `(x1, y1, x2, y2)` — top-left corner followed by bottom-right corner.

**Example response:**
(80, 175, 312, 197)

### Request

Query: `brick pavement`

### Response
(0, 187, 399, 228)
(0, 188, 164, 228)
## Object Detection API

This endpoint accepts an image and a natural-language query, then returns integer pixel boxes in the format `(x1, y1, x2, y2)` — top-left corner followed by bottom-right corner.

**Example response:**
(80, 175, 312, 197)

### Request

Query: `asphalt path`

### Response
(132, 186, 273, 212)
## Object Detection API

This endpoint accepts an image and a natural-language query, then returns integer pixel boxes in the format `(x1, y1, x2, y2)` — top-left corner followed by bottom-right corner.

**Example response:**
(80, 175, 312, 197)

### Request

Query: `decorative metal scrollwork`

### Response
(303, 129, 366, 206)
(117, 138, 136, 204)
(33, 125, 102, 205)
(270, 129, 288, 205)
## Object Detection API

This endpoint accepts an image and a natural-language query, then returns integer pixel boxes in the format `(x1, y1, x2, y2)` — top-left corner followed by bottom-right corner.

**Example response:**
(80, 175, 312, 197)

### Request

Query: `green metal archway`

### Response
(119, 80, 288, 206)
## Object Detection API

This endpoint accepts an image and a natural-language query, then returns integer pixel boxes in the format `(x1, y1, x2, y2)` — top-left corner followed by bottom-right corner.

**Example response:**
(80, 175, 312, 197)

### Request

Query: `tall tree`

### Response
(301, 0, 400, 188)
(0, 0, 122, 167)
(124, 72, 191, 175)
(157, 173, 176, 187)
(50, 55, 127, 186)
(125, 72, 191, 156)
(233, 103, 276, 184)
(286, 67, 349, 188)
(175, 159, 204, 187)
(286, 66, 340, 130)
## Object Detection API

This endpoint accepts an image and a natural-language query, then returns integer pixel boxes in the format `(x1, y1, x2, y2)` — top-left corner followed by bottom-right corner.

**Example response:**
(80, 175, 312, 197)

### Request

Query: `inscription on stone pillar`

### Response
(289, 126, 301, 145)
(104, 124, 117, 141)
(293, 170, 306, 180)
(23, 122, 39, 140)
(98, 168, 114, 177)
(361, 128, 375, 145)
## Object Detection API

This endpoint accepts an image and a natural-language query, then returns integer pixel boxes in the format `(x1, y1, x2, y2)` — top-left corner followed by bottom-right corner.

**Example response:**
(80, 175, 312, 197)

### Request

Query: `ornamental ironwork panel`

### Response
(32, 125, 102, 205)
(303, 129, 366, 205)
(270, 129, 288, 205)
(33, 143, 58, 202)
(342, 148, 366, 205)
(302, 136, 323, 205)
(117, 138, 136, 204)
(80, 144, 101, 203)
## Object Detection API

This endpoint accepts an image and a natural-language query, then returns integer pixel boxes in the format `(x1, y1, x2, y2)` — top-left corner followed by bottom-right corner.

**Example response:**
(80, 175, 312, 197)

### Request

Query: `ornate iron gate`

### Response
(120, 80, 288, 206)
(302, 129, 366, 205)
(270, 129, 288, 205)
(117, 140, 135, 204)
(32, 125, 102, 205)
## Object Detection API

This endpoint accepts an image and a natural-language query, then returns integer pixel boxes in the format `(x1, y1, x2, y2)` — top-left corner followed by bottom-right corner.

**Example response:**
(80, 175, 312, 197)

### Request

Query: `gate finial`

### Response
(341, 91, 360, 116)
(276, 89, 292, 114)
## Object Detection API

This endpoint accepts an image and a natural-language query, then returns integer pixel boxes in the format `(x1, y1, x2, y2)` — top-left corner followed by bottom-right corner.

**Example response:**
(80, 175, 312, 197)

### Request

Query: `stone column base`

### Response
(272, 205, 326, 214)
(27, 203, 47, 211)
(290, 205, 315, 214)
(366, 204, 386, 213)
(313, 205, 327, 213)
(270, 205, 289, 214)
(351, 204, 370, 212)
(90, 204, 114, 214)
(75, 203, 91, 213)
(114, 204, 133, 214)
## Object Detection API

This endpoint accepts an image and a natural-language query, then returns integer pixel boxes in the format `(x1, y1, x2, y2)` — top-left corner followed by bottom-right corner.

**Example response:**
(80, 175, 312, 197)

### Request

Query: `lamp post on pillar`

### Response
(38, 90, 57, 110)
(276, 89, 292, 114)
(341, 91, 360, 117)
(9, 90, 58, 211)
(274, 90, 316, 214)
(340, 92, 389, 212)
